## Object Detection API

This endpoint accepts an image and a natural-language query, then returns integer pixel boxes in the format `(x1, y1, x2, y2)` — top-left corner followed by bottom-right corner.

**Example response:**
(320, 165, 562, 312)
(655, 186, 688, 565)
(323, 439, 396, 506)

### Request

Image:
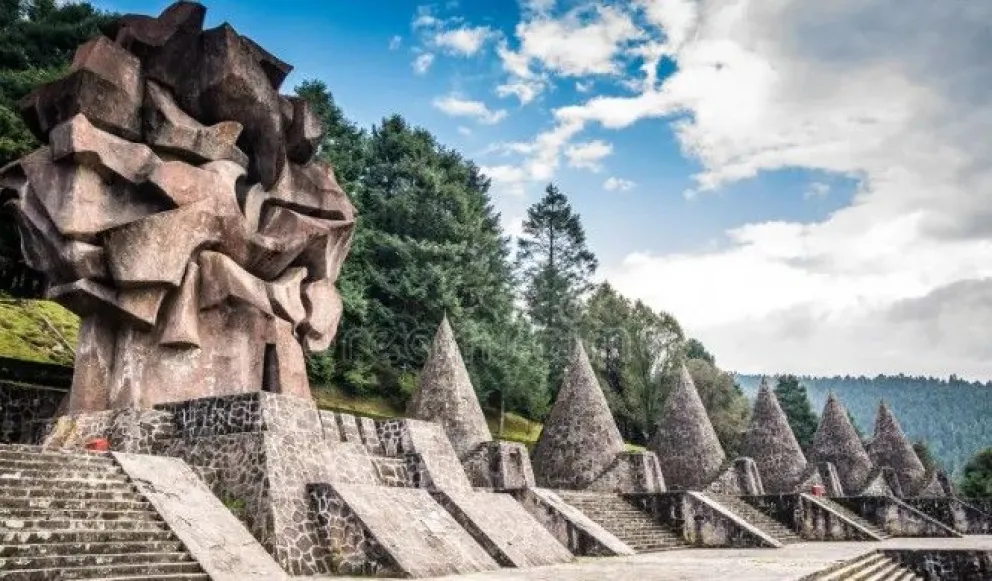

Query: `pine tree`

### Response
(684, 337, 715, 365)
(774, 374, 819, 451)
(515, 183, 597, 391)
(913, 439, 940, 473)
(960, 448, 992, 498)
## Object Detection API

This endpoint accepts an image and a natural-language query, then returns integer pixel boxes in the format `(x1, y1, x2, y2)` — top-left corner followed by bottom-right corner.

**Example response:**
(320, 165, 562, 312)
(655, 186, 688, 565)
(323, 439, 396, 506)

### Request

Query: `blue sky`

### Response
(93, 0, 992, 379)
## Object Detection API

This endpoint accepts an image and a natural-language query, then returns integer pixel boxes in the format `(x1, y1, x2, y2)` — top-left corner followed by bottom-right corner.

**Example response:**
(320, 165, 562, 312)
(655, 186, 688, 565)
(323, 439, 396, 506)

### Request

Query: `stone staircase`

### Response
(705, 493, 802, 544)
(555, 490, 685, 553)
(803, 551, 921, 580)
(0, 444, 209, 580)
(807, 495, 891, 539)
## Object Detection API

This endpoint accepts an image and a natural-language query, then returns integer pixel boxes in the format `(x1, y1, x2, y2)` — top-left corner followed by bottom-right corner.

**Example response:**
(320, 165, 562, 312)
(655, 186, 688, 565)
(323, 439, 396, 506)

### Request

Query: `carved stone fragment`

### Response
(20, 36, 143, 141)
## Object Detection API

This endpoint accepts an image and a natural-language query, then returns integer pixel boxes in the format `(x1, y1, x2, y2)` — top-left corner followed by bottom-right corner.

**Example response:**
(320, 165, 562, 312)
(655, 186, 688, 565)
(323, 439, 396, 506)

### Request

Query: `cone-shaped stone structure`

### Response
(808, 393, 873, 494)
(531, 340, 626, 489)
(649, 365, 726, 490)
(407, 316, 491, 458)
(869, 401, 927, 495)
(739, 378, 809, 493)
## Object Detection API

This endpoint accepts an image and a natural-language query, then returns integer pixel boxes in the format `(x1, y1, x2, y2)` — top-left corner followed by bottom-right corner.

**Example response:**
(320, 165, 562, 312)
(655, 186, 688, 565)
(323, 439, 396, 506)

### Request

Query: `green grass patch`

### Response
(312, 385, 403, 419)
(0, 298, 79, 365)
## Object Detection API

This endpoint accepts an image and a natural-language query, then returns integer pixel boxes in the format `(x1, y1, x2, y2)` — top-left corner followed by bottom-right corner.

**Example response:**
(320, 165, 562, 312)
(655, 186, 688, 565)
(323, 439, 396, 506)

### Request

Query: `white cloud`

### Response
(513, 5, 642, 77)
(595, 0, 992, 378)
(412, 53, 435, 74)
(457, 126, 472, 136)
(450, 0, 992, 378)
(481, 164, 530, 197)
(433, 95, 508, 124)
(604, 177, 636, 191)
(804, 182, 830, 199)
(496, 80, 542, 104)
(564, 140, 613, 171)
(434, 26, 495, 56)
(389, 35, 403, 50)
(412, 6, 438, 29)
(575, 80, 593, 93)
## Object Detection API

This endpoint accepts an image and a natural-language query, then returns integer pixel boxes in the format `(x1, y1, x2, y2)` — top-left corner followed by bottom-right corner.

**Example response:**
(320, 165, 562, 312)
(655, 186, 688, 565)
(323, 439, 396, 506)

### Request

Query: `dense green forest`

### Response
(2, 2, 991, 490)
(736, 373, 992, 477)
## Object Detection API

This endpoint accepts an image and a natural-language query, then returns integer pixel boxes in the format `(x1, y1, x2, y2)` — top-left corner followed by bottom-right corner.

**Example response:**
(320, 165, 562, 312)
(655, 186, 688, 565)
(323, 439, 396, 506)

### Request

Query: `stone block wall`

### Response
(884, 549, 992, 581)
(902, 497, 992, 535)
(462, 441, 535, 490)
(834, 496, 960, 538)
(742, 494, 877, 541)
(628, 491, 779, 548)
(0, 381, 65, 444)
(587, 451, 666, 494)
(706, 457, 764, 496)
(155, 392, 338, 575)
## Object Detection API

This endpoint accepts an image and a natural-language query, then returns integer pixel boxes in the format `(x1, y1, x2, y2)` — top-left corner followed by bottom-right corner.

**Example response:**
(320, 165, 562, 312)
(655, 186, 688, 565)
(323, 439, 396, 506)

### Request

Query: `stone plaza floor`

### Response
(313, 536, 992, 581)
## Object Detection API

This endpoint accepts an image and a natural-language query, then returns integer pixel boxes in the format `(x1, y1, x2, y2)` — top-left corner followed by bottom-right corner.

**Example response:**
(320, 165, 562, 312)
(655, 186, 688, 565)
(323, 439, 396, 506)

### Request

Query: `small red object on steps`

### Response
(810, 484, 826, 496)
(85, 438, 110, 452)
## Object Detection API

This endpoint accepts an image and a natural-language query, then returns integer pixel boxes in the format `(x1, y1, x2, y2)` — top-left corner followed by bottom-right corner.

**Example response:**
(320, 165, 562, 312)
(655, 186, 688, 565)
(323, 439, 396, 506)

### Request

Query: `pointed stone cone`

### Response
(649, 364, 726, 490)
(868, 401, 926, 495)
(531, 340, 626, 489)
(739, 378, 809, 493)
(407, 315, 491, 458)
(808, 393, 873, 494)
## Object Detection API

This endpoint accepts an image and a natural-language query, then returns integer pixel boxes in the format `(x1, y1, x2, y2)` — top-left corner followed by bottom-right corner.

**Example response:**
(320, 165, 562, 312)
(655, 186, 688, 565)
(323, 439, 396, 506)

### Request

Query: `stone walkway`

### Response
(305, 536, 992, 581)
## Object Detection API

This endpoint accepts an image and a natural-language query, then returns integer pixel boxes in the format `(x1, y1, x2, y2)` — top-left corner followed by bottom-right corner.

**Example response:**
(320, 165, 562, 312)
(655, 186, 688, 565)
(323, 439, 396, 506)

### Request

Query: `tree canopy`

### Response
(774, 374, 819, 452)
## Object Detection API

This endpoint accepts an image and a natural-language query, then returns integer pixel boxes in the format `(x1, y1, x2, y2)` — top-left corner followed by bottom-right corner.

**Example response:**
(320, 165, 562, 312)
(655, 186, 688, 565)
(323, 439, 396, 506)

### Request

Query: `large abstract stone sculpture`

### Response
(0, 2, 355, 412)
(739, 378, 810, 493)
(649, 365, 726, 490)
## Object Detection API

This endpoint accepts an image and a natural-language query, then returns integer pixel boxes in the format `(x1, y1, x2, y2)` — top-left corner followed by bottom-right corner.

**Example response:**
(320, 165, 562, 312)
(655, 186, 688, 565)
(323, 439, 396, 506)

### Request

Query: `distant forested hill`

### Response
(735, 374, 992, 477)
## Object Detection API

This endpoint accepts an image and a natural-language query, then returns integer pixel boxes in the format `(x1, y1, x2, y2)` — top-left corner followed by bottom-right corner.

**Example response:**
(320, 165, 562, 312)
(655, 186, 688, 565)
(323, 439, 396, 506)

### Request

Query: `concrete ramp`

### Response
(312, 482, 499, 578)
(435, 489, 573, 567)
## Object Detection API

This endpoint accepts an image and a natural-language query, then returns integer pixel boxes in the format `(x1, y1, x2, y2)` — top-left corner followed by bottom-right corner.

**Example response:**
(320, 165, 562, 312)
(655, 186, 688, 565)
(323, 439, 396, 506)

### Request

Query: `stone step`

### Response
(0, 488, 139, 502)
(556, 491, 686, 554)
(66, 575, 210, 581)
(856, 557, 899, 581)
(0, 497, 151, 512)
(0, 541, 185, 558)
(0, 478, 134, 492)
(0, 508, 161, 522)
(708, 494, 801, 543)
(815, 552, 887, 580)
(0, 448, 113, 465)
(1, 518, 168, 532)
(0, 561, 204, 580)
(0, 529, 175, 544)
(0, 552, 193, 571)
(0, 467, 129, 482)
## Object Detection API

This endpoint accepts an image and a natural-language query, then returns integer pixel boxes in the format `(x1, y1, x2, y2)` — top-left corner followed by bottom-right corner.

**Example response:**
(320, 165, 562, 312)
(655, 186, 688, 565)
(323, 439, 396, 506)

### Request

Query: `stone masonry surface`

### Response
(531, 341, 627, 490)
(113, 451, 287, 581)
(649, 365, 726, 491)
(739, 379, 809, 493)
(407, 317, 492, 459)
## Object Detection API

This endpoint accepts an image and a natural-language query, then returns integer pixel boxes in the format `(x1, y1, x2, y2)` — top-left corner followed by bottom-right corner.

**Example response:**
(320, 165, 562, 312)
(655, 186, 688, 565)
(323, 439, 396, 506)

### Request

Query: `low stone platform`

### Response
(302, 536, 992, 581)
